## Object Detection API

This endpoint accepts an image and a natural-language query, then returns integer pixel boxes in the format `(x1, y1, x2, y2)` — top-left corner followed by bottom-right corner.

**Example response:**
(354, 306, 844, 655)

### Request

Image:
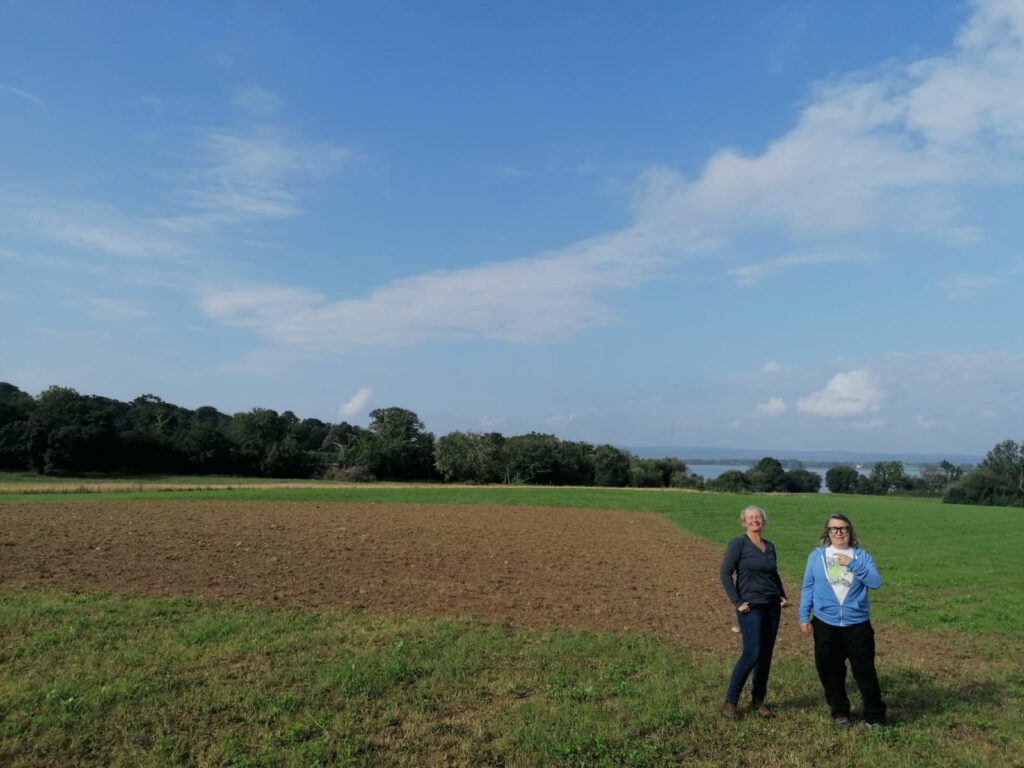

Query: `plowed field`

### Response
(0, 499, 922, 663)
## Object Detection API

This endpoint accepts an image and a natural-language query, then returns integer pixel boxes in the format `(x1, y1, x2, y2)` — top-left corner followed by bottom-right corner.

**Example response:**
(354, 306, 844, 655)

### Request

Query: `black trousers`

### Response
(811, 617, 887, 723)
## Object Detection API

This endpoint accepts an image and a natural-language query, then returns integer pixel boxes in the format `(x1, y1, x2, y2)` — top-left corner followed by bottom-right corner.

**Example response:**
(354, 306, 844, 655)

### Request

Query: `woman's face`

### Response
(827, 517, 851, 548)
(744, 511, 765, 533)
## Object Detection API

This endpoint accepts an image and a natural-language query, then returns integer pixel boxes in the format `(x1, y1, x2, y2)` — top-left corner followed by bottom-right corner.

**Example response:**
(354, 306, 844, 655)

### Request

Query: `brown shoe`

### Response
(751, 699, 773, 718)
(721, 702, 739, 720)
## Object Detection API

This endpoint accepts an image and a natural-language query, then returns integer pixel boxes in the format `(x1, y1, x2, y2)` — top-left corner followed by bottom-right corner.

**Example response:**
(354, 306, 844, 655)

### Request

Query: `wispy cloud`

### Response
(82, 297, 151, 321)
(165, 128, 352, 230)
(797, 370, 884, 417)
(233, 86, 284, 116)
(729, 249, 870, 286)
(0, 82, 44, 106)
(201, 0, 1024, 359)
(339, 387, 373, 418)
(934, 273, 1002, 298)
(196, 223, 702, 351)
(0, 187, 180, 261)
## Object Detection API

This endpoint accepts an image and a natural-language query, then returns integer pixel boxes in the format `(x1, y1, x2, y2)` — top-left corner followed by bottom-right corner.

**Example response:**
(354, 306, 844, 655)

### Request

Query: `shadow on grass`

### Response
(777, 667, 1007, 725)
(885, 668, 1007, 724)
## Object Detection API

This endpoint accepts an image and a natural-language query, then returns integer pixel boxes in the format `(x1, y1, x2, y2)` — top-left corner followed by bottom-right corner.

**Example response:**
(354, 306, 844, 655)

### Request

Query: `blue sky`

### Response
(2, 0, 1022, 456)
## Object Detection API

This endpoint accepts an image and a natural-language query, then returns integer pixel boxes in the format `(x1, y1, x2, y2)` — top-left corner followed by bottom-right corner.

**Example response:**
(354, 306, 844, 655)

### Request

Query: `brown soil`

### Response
(0, 500, 946, 666)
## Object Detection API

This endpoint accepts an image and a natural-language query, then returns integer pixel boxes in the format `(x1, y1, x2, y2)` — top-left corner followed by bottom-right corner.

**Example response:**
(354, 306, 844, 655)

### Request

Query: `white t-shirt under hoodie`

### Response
(825, 545, 854, 604)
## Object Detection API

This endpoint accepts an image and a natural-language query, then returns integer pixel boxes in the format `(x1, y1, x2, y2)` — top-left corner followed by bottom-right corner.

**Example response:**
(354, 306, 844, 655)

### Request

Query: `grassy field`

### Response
(2, 480, 1023, 766)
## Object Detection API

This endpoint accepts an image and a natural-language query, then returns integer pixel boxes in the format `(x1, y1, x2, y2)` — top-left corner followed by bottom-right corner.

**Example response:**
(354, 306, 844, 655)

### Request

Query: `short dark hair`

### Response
(818, 513, 860, 547)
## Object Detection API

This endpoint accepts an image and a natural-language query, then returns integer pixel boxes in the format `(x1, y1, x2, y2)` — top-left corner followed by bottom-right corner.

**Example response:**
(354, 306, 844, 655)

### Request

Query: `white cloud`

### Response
(162, 128, 352, 230)
(934, 273, 1002, 298)
(82, 297, 151, 321)
(728, 248, 871, 286)
(339, 387, 373, 418)
(0, 82, 44, 106)
(0, 187, 180, 261)
(195, 223, 696, 351)
(233, 86, 284, 115)
(797, 370, 884, 417)
(756, 397, 787, 416)
(760, 361, 787, 375)
(199, 0, 1024, 358)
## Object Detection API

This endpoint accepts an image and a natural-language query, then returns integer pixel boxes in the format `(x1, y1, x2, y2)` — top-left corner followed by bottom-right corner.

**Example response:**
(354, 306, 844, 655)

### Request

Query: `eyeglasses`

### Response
(828, 526, 850, 534)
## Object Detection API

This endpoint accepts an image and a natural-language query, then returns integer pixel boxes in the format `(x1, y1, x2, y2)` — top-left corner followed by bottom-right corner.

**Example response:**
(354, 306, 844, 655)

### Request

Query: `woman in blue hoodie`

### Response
(799, 514, 887, 727)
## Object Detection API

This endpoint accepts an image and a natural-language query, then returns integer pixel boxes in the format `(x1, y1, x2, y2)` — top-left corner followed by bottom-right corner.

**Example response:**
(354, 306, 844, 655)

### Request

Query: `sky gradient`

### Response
(2, 0, 1022, 456)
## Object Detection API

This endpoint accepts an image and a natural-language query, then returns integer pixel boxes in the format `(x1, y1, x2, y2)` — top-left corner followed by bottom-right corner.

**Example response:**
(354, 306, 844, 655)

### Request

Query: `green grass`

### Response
(2, 589, 1021, 767)
(3, 482, 1023, 765)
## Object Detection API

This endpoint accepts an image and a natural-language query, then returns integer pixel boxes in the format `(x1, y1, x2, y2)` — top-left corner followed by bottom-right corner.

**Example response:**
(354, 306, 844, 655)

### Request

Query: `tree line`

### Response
(0, 383, 702, 488)
(822, 445, 1024, 508)
(2, 383, 1018, 506)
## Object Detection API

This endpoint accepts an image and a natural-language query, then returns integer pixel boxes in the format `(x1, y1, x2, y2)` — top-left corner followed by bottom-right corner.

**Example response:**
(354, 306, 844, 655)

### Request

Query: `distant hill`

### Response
(626, 446, 981, 466)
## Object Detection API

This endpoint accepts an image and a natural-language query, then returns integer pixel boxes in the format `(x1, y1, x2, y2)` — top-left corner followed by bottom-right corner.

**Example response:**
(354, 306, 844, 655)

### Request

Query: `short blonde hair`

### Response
(740, 504, 767, 525)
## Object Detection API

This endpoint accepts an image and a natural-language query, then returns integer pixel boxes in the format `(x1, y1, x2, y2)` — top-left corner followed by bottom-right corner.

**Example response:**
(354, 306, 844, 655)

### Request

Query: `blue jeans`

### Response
(725, 604, 781, 704)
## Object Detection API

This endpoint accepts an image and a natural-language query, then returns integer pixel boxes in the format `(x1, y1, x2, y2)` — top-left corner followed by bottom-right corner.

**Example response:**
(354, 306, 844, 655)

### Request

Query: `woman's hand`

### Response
(800, 622, 812, 636)
(779, 596, 789, 608)
(737, 602, 751, 613)
(835, 553, 852, 566)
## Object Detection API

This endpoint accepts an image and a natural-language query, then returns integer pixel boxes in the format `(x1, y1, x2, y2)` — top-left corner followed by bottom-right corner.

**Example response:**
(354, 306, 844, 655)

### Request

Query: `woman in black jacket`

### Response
(719, 504, 788, 720)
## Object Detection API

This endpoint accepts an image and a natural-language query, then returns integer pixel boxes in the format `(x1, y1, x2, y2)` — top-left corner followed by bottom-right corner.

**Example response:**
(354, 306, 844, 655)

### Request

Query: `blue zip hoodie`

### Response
(799, 546, 881, 627)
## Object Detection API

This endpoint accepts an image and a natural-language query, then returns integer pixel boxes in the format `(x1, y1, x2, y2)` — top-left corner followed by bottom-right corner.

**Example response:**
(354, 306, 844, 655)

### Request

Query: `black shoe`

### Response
(866, 720, 887, 729)
(834, 715, 852, 728)
(751, 699, 773, 718)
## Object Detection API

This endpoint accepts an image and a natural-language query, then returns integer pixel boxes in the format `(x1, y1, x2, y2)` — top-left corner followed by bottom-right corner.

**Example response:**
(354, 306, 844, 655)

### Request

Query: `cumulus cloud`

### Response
(756, 397, 787, 416)
(797, 370, 884, 417)
(339, 387, 373, 418)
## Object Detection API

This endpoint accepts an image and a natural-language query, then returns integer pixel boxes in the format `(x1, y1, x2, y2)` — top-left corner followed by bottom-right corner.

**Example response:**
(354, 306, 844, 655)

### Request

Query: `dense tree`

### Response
(343, 407, 436, 481)
(706, 469, 751, 493)
(747, 457, 788, 492)
(826, 465, 862, 494)
(785, 468, 823, 493)
(501, 432, 564, 484)
(864, 461, 911, 494)
(118, 395, 192, 472)
(945, 440, 1024, 507)
(0, 383, 35, 469)
(434, 431, 505, 483)
(592, 444, 632, 487)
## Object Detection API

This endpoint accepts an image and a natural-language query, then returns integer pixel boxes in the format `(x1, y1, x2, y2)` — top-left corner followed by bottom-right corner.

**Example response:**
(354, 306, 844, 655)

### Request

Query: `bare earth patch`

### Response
(0, 500, 947, 666)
